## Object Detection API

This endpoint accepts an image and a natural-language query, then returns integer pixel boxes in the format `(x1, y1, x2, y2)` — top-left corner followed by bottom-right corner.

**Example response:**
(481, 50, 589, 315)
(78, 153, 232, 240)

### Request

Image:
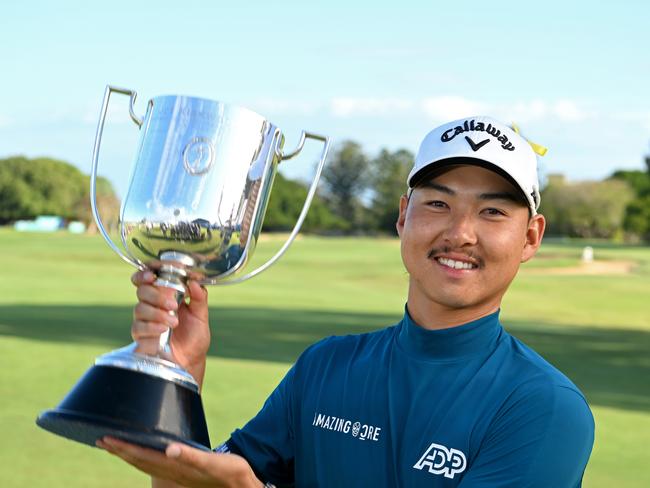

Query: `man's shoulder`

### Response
(496, 332, 593, 424)
(504, 332, 584, 393)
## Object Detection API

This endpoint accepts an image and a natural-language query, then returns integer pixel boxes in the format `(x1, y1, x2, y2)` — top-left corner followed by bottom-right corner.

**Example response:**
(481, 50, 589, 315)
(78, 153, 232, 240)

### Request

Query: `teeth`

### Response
(437, 257, 476, 270)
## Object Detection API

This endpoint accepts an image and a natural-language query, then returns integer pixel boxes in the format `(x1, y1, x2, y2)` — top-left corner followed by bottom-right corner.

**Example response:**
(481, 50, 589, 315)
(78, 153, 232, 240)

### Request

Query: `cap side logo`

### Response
(464, 136, 490, 152)
(440, 119, 515, 151)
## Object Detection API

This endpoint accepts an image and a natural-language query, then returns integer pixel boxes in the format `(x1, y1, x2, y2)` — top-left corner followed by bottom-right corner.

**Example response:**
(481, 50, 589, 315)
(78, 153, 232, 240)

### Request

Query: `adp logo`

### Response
(413, 443, 467, 479)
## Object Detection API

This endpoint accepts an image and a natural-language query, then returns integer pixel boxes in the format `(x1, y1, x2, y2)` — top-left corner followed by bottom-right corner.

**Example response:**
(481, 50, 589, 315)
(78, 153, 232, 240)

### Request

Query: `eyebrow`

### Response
(478, 191, 522, 204)
(418, 182, 454, 195)
(417, 182, 523, 204)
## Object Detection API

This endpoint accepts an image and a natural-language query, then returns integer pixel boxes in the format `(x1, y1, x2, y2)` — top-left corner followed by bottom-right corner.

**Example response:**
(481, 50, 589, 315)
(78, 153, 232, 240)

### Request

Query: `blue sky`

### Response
(2, 0, 649, 196)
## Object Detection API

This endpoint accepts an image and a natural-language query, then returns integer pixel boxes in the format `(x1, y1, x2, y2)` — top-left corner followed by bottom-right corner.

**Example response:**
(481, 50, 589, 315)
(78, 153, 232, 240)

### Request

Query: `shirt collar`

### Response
(397, 305, 503, 361)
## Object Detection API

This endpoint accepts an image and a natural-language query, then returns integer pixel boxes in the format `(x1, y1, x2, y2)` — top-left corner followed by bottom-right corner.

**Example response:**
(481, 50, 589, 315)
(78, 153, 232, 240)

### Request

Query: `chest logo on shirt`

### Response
(413, 443, 467, 479)
(312, 412, 381, 442)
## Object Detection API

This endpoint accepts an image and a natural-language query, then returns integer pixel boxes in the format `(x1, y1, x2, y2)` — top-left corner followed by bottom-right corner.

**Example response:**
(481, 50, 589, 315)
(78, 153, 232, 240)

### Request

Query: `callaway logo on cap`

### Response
(407, 116, 545, 215)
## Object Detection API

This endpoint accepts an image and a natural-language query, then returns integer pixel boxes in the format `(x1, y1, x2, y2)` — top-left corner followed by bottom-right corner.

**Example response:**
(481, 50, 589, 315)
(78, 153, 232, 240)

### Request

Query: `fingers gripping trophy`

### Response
(36, 86, 330, 451)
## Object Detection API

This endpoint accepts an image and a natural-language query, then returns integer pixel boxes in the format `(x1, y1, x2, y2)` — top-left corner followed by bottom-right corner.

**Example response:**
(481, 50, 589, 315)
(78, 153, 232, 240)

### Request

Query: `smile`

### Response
(436, 257, 478, 270)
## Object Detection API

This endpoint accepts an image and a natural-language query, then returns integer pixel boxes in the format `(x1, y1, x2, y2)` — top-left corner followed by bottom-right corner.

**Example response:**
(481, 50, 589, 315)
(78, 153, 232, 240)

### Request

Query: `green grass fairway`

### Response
(0, 230, 648, 487)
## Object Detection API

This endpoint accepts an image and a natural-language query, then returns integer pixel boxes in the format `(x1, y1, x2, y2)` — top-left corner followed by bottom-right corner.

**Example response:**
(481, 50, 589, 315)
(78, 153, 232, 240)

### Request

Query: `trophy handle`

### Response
(217, 131, 331, 285)
(90, 85, 145, 269)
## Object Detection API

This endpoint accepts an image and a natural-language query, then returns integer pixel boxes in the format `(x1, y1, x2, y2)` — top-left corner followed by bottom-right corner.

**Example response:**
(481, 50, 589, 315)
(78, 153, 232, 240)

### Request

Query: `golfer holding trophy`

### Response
(37, 86, 330, 460)
(38, 90, 594, 486)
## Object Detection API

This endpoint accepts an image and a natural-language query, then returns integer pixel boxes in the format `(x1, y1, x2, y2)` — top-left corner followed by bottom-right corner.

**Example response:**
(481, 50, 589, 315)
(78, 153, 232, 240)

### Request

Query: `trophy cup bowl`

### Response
(36, 86, 330, 452)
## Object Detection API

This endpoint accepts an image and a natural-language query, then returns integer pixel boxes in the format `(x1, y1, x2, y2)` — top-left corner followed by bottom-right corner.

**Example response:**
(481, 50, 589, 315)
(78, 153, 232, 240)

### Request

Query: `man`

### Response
(98, 116, 595, 487)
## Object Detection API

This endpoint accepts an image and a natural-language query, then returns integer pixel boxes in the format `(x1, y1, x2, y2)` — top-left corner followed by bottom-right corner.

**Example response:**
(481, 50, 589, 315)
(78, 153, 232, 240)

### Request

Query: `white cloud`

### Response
(326, 95, 600, 126)
(492, 99, 596, 124)
(422, 97, 595, 125)
(0, 114, 11, 128)
(421, 96, 488, 121)
(552, 100, 590, 122)
(497, 99, 548, 123)
(330, 97, 414, 117)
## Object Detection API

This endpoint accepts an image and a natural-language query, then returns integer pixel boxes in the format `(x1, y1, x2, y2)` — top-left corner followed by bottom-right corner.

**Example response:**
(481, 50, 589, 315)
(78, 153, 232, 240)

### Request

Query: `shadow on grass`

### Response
(1, 305, 648, 413)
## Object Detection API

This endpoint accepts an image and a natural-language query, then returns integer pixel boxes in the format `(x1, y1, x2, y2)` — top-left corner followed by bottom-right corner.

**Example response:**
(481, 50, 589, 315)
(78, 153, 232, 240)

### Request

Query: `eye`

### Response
(425, 200, 448, 209)
(481, 207, 506, 217)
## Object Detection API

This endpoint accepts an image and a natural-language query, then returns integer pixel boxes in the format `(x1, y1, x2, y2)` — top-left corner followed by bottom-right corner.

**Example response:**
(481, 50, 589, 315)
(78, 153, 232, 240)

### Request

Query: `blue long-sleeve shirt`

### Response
(225, 309, 595, 487)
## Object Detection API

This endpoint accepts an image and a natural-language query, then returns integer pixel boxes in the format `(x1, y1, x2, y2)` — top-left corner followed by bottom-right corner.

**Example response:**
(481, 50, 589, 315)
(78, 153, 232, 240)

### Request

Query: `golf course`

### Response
(0, 229, 648, 487)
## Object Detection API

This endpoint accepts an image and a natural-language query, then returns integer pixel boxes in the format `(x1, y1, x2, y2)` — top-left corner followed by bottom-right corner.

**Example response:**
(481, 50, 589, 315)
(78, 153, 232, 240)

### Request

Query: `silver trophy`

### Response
(37, 86, 330, 451)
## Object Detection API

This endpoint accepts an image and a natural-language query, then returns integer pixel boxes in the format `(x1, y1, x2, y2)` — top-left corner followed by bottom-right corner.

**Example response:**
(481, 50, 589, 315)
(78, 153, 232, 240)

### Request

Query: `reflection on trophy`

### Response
(36, 86, 330, 451)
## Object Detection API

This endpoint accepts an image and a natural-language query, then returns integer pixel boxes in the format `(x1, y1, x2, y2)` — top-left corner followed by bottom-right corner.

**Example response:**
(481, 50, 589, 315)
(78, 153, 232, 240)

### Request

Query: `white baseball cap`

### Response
(408, 116, 543, 215)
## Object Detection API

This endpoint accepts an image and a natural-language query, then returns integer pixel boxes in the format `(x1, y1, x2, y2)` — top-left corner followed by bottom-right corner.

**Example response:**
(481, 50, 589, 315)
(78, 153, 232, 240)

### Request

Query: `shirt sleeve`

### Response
(458, 384, 595, 488)
(225, 364, 297, 487)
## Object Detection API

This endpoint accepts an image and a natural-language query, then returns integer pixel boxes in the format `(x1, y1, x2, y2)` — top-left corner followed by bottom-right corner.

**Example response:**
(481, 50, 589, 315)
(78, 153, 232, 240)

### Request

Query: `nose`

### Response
(442, 211, 478, 248)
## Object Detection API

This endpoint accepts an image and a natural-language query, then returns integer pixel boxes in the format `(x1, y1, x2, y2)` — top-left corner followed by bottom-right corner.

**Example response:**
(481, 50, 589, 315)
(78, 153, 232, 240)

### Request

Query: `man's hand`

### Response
(97, 437, 263, 488)
(131, 270, 211, 387)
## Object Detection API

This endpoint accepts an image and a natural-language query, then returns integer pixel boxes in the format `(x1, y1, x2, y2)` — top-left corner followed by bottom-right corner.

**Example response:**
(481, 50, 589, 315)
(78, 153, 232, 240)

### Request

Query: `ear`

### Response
(396, 194, 409, 237)
(521, 213, 546, 263)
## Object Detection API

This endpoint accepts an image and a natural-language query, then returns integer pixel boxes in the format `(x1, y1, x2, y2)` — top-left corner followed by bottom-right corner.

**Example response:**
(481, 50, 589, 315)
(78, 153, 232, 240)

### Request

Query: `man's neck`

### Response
(406, 290, 502, 331)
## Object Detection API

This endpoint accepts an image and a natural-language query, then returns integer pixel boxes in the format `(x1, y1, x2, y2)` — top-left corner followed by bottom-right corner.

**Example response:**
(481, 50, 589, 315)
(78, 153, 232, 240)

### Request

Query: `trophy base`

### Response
(36, 364, 211, 452)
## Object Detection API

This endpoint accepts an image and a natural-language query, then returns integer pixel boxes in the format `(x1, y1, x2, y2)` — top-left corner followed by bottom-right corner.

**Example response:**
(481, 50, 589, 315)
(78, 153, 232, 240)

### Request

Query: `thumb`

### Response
(166, 443, 183, 459)
(186, 280, 209, 313)
(166, 442, 209, 470)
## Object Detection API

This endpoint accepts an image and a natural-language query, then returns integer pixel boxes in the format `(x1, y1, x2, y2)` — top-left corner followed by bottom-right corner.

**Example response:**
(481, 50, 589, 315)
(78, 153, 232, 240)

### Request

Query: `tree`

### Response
(320, 141, 369, 233)
(610, 169, 650, 196)
(540, 175, 634, 238)
(539, 174, 570, 235)
(0, 156, 86, 223)
(610, 159, 650, 242)
(0, 156, 120, 230)
(262, 173, 346, 233)
(368, 148, 413, 234)
(622, 196, 650, 241)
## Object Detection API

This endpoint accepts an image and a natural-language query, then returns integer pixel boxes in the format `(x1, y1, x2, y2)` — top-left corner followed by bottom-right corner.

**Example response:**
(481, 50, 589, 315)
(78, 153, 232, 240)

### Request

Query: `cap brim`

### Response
(408, 156, 530, 210)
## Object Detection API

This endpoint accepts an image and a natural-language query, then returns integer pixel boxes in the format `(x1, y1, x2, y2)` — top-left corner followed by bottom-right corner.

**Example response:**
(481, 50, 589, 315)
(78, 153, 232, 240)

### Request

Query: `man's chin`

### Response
(440, 298, 476, 310)
(426, 293, 477, 311)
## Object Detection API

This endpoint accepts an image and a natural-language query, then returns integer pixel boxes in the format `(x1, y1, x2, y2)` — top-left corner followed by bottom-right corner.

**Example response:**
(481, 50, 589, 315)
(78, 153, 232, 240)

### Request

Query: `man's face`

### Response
(396, 164, 545, 316)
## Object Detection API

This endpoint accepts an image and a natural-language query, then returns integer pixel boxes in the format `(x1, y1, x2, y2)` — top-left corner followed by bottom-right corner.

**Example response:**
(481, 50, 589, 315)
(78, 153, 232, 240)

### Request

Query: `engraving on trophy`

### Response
(182, 137, 215, 175)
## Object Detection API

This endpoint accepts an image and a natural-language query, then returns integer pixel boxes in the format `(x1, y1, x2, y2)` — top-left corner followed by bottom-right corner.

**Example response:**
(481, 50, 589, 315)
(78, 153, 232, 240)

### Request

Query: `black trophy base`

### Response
(36, 364, 211, 452)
